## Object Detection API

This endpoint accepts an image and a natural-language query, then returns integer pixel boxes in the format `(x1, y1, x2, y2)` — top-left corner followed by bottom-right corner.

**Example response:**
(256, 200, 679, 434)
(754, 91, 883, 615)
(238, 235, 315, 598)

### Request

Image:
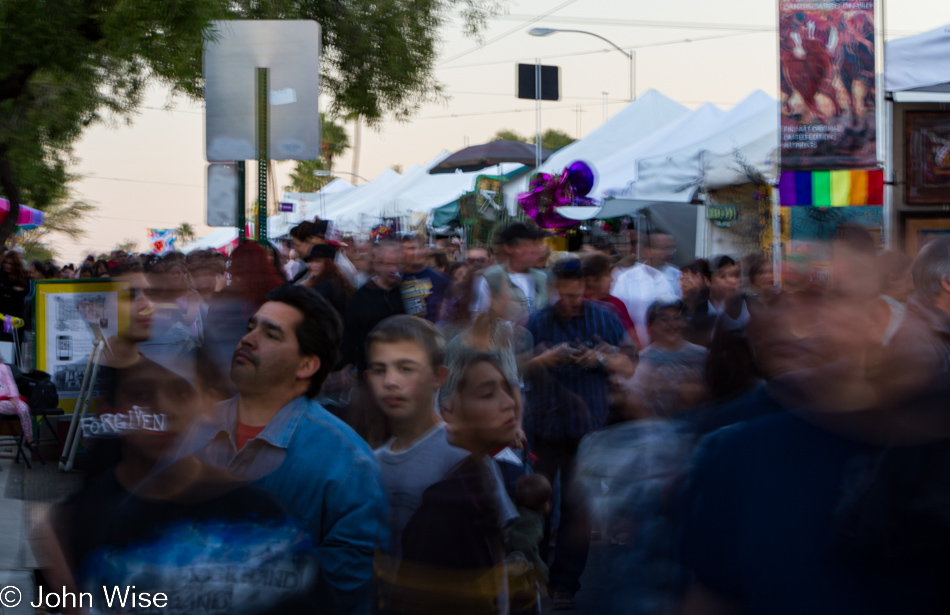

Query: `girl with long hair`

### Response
(302, 244, 354, 318)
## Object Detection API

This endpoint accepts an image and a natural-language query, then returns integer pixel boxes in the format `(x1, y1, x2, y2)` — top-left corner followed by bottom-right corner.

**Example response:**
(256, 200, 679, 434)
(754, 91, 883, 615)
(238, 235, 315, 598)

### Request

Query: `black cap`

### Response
(306, 244, 338, 261)
(498, 222, 545, 245)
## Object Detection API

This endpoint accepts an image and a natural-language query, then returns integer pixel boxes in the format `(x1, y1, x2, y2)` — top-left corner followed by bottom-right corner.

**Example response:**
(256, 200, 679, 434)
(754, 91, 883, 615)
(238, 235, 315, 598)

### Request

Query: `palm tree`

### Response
(288, 114, 351, 192)
(175, 222, 196, 244)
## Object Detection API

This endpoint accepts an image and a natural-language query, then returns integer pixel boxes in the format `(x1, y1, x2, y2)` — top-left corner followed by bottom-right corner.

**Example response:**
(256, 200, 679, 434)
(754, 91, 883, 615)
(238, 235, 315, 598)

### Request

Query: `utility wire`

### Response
(438, 0, 582, 66)
(439, 30, 766, 70)
(83, 175, 202, 188)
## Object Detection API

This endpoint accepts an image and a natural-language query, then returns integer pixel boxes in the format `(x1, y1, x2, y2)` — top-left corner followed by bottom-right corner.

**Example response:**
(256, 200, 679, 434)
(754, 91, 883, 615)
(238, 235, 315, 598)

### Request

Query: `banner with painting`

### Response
(148, 228, 178, 255)
(779, 0, 876, 170)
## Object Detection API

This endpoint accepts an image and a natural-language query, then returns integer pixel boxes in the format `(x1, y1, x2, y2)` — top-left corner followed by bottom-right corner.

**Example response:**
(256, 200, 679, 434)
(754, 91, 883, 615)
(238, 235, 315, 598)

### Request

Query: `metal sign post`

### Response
(59, 336, 107, 472)
(257, 67, 269, 244)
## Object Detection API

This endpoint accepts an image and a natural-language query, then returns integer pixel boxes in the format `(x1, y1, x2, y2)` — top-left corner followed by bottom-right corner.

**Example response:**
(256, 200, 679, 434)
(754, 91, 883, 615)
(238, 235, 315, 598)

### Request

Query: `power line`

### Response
(438, 0, 582, 66)
(415, 96, 754, 121)
(83, 175, 202, 188)
(498, 14, 775, 32)
(439, 30, 766, 71)
(446, 90, 628, 102)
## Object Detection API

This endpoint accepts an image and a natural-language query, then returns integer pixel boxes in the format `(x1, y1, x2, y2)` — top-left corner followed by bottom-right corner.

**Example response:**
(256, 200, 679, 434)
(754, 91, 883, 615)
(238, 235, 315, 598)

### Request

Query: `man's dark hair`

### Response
(553, 258, 583, 281)
(646, 299, 688, 326)
(707, 255, 737, 278)
(912, 234, 950, 303)
(581, 253, 612, 279)
(265, 284, 342, 398)
(513, 473, 552, 513)
(366, 315, 446, 369)
(289, 221, 316, 242)
(682, 258, 710, 278)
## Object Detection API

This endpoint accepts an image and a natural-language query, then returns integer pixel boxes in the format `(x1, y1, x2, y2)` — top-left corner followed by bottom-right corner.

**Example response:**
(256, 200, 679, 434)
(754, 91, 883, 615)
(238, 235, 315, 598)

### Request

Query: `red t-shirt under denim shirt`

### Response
(236, 421, 267, 451)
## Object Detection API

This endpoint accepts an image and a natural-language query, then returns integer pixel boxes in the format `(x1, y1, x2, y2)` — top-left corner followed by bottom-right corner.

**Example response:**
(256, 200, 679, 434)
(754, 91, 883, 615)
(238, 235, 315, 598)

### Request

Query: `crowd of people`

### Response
(9, 215, 950, 614)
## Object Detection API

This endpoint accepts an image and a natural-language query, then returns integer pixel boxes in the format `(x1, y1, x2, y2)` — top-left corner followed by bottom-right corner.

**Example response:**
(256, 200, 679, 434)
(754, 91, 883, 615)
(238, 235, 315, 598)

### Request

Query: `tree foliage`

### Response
(18, 195, 96, 260)
(491, 128, 577, 152)
(175, 222, 197, 243)
(288, 114, 351, 192)
(0, 0, 504, 247)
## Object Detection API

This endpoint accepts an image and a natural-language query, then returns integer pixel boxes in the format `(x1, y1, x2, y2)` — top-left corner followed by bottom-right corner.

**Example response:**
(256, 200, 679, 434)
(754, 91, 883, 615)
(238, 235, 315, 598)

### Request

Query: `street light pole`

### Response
(528, 28, 635, 102)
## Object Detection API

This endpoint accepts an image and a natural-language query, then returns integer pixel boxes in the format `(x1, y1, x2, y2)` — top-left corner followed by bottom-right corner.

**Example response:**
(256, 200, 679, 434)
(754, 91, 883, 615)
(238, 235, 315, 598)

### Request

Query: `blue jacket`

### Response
(178, 395, 388, 614)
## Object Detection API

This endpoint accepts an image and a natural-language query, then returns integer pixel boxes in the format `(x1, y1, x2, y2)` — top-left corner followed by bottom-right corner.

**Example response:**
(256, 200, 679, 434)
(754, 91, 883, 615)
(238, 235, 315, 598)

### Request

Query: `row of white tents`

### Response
(186, 21, 950, 253)
(259, 87, 779, 239)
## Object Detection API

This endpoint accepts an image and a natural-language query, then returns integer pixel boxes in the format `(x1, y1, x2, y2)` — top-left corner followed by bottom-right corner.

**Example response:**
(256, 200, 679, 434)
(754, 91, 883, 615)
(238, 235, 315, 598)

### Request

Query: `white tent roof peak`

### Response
(536, 89, 690, 175)
(886, 24, 950, 92)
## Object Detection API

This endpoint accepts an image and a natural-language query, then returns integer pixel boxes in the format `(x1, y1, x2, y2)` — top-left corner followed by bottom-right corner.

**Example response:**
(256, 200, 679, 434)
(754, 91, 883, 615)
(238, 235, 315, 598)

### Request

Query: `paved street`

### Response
(0, 446, 83, 615)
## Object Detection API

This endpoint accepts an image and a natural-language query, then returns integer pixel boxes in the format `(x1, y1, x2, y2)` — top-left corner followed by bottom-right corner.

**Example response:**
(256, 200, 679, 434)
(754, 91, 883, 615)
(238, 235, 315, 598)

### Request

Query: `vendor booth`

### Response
(884, 23, 950, 254)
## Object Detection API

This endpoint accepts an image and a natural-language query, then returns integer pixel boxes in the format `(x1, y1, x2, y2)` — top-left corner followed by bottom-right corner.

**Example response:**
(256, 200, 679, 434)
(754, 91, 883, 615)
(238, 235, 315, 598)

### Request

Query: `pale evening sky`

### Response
(50, 0, 945, 263)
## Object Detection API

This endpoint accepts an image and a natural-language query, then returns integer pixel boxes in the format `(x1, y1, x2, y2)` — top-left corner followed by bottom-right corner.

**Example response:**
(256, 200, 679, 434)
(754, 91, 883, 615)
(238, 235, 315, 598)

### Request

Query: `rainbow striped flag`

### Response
(778, 170, 884, 207)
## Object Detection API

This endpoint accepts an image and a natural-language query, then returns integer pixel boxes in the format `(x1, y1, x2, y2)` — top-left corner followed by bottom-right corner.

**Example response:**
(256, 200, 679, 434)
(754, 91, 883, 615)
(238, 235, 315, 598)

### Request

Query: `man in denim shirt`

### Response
(177, 285, 387, 614)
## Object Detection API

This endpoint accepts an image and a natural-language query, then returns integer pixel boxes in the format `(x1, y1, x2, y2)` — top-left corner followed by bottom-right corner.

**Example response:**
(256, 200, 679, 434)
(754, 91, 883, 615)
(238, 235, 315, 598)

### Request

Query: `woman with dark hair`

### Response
(302, 244, 354, 318)
(438, 261, 474, 338)
(0, 252, 29, 344)
(94, 259, 111, 278)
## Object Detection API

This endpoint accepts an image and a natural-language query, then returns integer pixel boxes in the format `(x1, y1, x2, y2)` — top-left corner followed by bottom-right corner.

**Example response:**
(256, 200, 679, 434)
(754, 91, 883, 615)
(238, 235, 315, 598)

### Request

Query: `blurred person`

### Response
(876, 235, 950, 405)
(60, 263, 76, 279)
(353, 252, 372, 288)
(869, 250, 914, 348)
(507, 473, 553, 589)
(582, 252, 636, 338)
(313, 218, 359, 286)
(613, 231, 679, 348)
(187, 252, 222, 325)
(203, 241, 283, 391)
(0, 362, 33, 448)
(77, 265, 94, 279)
(678, 285, 950, 615)
(341, 241, 405, 374)
(29, 259, 47, 280)
(575, 361, 692, 615)
(435, 235, 461, 261)
(94, 259, 111, 278)
(177, 284, 387, 614)
(688, 255, 747, 346)
(303, 244, 355, 319)
(289, 220, 318, 282)
(426, 249, 449, 274)
(0, 251, 29, 341)
(474, 222, 549, 322)
(444, 280, 533, 448)
(627, 299, 707, 416)
(742, 252, 775, 298)
(400, 234, 450, 322)
(466, 245, 493, 273)
(646, 229, 681, 295)
(365, 316, 468, 562)
(438, 262, 475, 338)
(522, 259, 636, 610)
(44, 329, 323, 615)
(680, 259, 710, 344)
(389, 350, 519, 615)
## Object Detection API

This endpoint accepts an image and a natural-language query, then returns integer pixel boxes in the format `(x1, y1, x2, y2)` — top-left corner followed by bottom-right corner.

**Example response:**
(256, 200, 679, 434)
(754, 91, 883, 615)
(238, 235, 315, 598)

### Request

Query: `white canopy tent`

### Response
(608, 90, 778, 204)
(885, 24, 950, 101)
(502, 90, 691, 213)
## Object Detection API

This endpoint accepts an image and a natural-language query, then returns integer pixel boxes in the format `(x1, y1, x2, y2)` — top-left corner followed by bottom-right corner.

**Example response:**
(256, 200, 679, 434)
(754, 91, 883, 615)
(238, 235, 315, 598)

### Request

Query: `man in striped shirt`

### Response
(523, 258, 636, 610)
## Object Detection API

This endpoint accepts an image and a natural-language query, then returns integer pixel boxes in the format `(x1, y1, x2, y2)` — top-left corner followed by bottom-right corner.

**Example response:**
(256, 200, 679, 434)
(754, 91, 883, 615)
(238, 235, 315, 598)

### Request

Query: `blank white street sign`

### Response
(204, 20, 321, 162)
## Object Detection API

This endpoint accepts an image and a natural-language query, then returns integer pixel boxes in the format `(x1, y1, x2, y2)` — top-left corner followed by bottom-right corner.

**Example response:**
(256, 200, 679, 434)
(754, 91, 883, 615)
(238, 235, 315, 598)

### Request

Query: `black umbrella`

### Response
(428, 140, 552, 174)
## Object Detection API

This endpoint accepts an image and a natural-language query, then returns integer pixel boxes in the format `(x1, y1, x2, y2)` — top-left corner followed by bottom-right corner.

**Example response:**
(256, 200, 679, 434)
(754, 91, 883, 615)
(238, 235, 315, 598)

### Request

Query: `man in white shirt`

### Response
(472, 222, 550, 323)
